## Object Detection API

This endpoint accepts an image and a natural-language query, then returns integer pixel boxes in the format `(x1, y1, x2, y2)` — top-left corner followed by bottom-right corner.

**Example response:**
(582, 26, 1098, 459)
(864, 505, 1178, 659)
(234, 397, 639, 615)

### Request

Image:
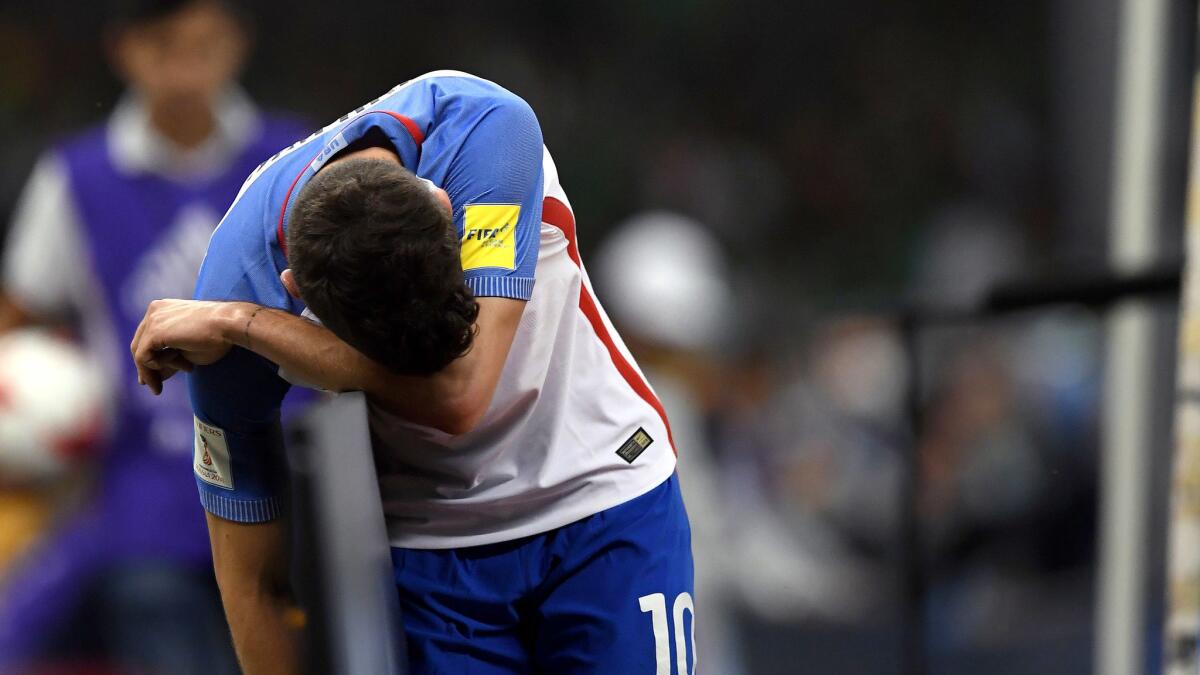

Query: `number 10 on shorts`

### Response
(639, 592, 696, 675)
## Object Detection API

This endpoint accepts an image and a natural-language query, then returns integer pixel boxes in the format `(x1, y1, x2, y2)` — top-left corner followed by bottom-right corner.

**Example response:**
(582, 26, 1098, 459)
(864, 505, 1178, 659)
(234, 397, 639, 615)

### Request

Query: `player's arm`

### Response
(188, 341, 300, 675)
(206, 513, 297, 675)
(177, 190, 308, 674)
(132, 295, 523, 435)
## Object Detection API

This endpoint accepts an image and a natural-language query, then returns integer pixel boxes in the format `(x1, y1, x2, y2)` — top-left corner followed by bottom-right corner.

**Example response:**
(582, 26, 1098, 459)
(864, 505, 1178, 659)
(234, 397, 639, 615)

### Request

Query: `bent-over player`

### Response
(132, 70, 695, 675)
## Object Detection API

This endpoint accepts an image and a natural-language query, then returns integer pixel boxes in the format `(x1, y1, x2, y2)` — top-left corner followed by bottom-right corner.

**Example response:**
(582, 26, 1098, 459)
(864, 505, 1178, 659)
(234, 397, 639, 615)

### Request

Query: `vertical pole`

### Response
(1098, 0, 1169, 672)
(298, 393, 406, 675)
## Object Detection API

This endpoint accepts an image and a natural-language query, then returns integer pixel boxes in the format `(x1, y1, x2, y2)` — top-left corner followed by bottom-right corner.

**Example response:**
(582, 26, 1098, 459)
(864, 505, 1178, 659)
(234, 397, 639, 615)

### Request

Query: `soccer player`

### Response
(0, 1, 305, 671)
(131, 71, 696, 674)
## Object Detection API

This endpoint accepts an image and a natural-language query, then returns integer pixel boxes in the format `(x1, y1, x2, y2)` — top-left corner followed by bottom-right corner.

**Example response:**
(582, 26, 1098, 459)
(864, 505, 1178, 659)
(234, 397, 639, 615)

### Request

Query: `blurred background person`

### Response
(0, 0, 305, 671)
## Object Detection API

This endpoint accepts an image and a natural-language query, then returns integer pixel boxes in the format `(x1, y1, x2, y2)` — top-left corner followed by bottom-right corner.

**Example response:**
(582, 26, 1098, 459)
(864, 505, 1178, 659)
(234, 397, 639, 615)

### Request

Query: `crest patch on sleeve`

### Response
(461, 204, 520, 271)
(194, 417, 234, 489)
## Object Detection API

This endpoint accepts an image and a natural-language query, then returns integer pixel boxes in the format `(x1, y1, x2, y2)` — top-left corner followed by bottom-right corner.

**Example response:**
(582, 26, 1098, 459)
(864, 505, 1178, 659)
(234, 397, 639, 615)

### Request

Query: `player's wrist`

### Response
(219, 302, 263, 349)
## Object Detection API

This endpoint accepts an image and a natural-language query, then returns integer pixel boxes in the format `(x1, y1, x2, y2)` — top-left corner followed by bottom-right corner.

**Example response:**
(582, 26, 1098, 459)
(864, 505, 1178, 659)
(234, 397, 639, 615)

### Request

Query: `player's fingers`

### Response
(139, 363, 162, 395)
(156, 365, 180, 385)
(134, 318, 175, 369)
(160, 350, 194, 374)
(138, 349, 191, 393)
(134, 356, 157, 390)
(130, 319, 163, 389)
(133, 335, 157, 369)
(130, 316, 145, 363)
(133, 335, 168, 392)
(130, 301, 157, 359)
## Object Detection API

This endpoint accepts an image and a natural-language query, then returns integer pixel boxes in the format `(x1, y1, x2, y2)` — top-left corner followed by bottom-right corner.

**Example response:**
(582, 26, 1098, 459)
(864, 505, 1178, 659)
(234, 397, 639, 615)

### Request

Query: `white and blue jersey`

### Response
(190, 72, 680, 548)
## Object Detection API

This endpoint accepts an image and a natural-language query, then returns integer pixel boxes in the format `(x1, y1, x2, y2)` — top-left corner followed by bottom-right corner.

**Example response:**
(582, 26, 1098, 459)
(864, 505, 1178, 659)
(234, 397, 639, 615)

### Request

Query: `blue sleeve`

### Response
(189, 200, 295, 523)
(448, 95, 544, 300)
(189, 348, 290, 522)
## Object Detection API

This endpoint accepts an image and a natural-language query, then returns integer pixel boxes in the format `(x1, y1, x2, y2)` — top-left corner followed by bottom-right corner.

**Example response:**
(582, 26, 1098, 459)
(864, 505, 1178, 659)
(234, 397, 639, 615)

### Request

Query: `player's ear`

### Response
(415, 177, 451, 215)
(280, 269, 302, 299)
(434, 187, 453, 215)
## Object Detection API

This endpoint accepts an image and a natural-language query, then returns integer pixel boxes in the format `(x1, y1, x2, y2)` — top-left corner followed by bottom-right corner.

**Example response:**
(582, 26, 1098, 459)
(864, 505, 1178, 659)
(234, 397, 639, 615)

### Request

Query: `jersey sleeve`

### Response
(189, 200, 295, 523)
(446, 95, 545, 300)
(189, 347, 290, 522)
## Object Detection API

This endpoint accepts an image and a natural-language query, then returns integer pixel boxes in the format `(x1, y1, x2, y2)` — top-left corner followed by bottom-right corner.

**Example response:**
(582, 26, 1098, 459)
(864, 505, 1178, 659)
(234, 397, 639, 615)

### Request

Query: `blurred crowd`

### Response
(593, 211, 1103, 674)
(0, 0, 1184, 673)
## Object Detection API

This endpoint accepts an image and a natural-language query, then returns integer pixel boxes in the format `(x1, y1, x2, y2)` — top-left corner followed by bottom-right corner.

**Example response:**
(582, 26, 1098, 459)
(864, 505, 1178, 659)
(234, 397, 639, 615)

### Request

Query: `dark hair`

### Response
(287, 158, 478, 376)
(107, 0, 246, 29)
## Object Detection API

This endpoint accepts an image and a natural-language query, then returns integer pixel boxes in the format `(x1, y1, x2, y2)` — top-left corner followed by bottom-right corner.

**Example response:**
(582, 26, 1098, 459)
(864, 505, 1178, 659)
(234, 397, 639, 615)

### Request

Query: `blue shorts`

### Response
(391, 474, 695, 674)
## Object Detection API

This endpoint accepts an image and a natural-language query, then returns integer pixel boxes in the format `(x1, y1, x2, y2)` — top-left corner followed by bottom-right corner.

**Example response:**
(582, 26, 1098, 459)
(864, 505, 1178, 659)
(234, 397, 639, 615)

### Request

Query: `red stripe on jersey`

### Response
(276, 160, 314, 258)
(543, 197, 581, 267)
(276, 112, 426, 257)
(385, 112, 425, 145)
(541, 196, 677, 455)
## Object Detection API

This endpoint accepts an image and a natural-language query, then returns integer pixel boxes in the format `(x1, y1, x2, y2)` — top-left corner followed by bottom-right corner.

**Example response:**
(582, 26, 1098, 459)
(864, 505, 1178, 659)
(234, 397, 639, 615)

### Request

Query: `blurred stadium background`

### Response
(0, 0, 1198, 673)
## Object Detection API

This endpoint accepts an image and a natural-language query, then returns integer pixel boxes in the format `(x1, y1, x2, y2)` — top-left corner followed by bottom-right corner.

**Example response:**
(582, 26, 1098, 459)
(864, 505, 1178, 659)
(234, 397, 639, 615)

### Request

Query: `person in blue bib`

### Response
(132, 71, 697, 674)
(0, 1, 307, 672)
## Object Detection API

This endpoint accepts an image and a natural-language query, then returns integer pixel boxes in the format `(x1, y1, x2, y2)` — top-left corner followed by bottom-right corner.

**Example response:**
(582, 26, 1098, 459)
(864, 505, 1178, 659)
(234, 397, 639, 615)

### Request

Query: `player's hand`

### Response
(131, 299, 251, 395)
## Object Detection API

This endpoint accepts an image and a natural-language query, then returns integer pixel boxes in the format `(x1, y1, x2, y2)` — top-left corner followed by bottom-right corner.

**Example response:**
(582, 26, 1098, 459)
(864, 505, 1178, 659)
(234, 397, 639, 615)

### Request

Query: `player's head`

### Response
(284, 158, 479, 376)
(106, 0, 248, 113)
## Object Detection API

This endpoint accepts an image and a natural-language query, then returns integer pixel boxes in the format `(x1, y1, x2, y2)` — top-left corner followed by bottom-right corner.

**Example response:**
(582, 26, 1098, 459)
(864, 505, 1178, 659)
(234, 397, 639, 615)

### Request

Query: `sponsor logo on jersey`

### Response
(616, 427, 653, 463)
(193, 417, 233, 489)
(461, 204, 519, 270)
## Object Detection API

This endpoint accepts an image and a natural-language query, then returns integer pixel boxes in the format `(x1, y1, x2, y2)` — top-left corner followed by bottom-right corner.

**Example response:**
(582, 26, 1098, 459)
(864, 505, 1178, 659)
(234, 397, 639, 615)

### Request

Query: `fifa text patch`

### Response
(616, 427, 654, 464)
(461, 204, 520, 271)
(194, 417, 233, 489)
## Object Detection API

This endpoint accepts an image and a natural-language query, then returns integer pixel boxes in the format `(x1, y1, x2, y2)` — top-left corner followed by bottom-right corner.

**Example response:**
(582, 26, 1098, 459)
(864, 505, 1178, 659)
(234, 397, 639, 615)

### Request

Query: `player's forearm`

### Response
(222, 303, 490, 433)
(208, 513, 300, 675)
(219, 302, 372, 394)
(221, 587, 301, 675)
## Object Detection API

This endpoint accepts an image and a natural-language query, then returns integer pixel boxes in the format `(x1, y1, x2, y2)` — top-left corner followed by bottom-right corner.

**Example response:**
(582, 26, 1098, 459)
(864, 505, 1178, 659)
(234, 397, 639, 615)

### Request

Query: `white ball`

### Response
(0, 329, 108, 483)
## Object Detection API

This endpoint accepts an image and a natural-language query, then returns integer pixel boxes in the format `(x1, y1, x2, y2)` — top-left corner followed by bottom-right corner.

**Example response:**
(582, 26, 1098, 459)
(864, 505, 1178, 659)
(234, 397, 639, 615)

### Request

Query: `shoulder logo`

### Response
(194, 417, 234, 489)
(308, 131, 348, 173)
(461, 204, 519, 271)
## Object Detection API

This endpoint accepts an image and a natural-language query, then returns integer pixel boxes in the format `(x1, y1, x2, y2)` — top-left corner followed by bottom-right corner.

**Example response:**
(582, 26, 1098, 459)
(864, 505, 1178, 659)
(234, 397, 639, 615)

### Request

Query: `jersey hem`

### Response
(466, 276, 534, 300)
(386, 452, 677, 550)
(198, 487, 282, 523)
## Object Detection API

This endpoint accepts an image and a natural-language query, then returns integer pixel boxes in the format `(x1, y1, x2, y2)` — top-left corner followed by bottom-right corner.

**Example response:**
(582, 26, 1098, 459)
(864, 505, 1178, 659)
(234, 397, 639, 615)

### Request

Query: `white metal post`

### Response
(1098, 0, 1170, 672)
